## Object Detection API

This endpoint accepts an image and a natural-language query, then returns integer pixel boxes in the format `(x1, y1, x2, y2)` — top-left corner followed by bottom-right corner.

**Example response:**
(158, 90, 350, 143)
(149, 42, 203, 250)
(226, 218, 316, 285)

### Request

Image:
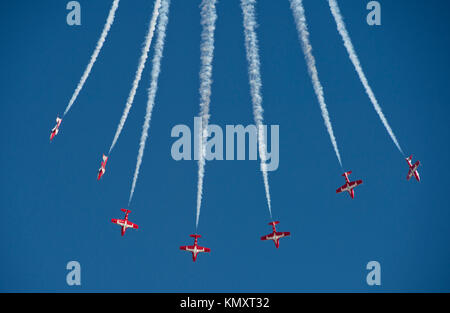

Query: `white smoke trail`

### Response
(195, 0, 217, 229)
(128, 0, 170, 205)
(289, 0, 343, 167)
(108, 0, 162, 154)
(63, 0, 120, 116)
(328, 0, 403, 154)
(240, 0, 272, 218)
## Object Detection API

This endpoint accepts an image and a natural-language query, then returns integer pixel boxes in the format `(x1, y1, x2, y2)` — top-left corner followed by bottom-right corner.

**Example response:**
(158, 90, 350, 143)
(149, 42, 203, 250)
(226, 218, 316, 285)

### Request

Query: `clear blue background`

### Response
(1, 0, 449, 292)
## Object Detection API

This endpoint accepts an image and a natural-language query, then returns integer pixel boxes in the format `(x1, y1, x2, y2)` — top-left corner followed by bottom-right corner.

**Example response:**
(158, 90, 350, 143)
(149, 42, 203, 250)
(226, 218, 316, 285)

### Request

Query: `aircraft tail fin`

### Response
(190, 234, 201, 239)
(269, 221, 280, 226)
(121, 208, 131, 214)
(342, 171, 352, 177)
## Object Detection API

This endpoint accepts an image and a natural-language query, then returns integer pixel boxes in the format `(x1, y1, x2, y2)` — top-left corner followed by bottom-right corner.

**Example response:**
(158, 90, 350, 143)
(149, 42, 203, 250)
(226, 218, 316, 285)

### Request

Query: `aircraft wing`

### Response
(336, 185, 346, 194)
(180, 245, 194, 251)
(414, 170, 420, 181)
(276, 231, 290, 238)
(350, 180, 363, 188)
(261, 233, 275, 241)
(126, 220, 138, 229)
(197, 246, 211, 253)
(111, 218, 124, 225)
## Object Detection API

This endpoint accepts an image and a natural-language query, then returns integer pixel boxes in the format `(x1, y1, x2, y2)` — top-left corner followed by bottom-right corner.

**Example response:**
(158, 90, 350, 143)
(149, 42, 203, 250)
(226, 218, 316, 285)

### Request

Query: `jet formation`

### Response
(49, 116, 421, 262)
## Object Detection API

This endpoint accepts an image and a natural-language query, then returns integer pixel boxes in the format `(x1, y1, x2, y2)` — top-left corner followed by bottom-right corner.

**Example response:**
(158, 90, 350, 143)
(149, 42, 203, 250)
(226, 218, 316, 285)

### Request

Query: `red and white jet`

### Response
(50, 117, 62, 141)
(336, 171, 363, 199)
(180, 234, 211, 262)
(260, 221, 290, 248)
(111, 209, 139, 236)
(97, 154, 108, 180)
(406, 155, 420, 182)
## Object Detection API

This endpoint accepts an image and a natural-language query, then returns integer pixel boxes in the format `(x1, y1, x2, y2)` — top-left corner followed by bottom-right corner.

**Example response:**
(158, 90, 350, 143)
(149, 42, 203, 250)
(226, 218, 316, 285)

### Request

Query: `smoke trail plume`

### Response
(64, 0, 120, 116)
(129, 0, 170, 205)
(240, 0, 272, 218)
(289, 0, 343, 166)
(108, 0, 162, 154)
(328, 0, 403, 154)
(195, 0, 217, 229)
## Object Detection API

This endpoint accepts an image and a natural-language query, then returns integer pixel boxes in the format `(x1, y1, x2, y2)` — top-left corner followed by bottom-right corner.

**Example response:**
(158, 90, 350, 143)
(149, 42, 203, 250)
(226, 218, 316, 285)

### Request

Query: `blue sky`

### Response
(1, 0, 449, 292)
